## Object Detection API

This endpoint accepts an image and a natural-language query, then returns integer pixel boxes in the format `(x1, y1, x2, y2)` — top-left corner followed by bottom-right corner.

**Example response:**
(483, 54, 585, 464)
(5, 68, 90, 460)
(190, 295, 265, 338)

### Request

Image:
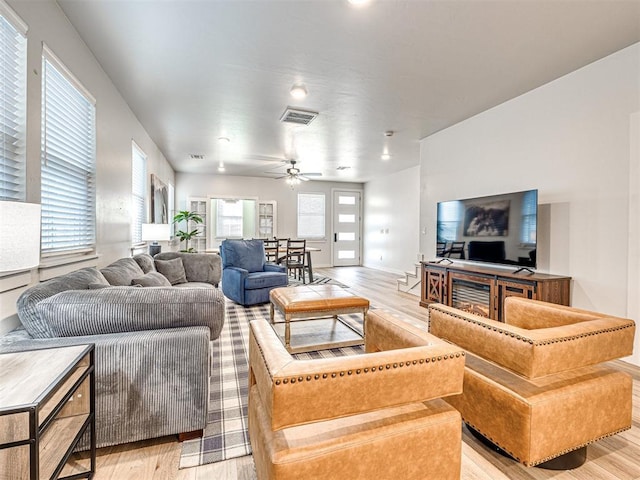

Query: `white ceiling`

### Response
(57, 0, 640, 183)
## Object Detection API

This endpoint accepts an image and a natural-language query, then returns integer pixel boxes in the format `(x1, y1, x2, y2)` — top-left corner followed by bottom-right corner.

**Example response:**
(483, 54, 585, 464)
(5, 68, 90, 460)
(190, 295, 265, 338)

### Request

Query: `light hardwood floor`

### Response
(88, 266, 640, 480)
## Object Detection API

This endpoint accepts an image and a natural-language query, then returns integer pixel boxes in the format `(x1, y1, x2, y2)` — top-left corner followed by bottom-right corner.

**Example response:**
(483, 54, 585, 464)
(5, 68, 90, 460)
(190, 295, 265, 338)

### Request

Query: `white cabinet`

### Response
(258, 201, 277, 238)
(187, 197, 207, 252)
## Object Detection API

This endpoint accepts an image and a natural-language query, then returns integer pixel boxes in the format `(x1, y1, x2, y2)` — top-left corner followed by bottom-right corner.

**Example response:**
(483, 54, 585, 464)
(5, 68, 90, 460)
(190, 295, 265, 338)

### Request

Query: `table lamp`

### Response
(141, 223, 171, 256)
(0, 201, 41, 273)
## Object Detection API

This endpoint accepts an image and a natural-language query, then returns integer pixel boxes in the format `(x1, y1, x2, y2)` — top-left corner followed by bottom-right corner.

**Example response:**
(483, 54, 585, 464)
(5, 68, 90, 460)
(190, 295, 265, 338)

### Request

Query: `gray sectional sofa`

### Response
(0, 252, 225, 448)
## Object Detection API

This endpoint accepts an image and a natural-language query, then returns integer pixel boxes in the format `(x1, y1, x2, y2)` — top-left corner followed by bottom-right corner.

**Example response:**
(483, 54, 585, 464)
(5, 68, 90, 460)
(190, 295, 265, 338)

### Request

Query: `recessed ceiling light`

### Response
(218, 136, 230, 144)
(381, 153, 391, 161)
(290, 83, 308, 99)
(218, 162, 226, 172)
(348, 0, 371, 6)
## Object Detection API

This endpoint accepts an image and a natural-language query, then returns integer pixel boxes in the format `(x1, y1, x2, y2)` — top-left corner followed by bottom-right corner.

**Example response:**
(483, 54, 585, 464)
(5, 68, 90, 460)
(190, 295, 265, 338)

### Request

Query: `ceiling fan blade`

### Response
(298, 175, 311, 181)
(301, 172, 322, 177)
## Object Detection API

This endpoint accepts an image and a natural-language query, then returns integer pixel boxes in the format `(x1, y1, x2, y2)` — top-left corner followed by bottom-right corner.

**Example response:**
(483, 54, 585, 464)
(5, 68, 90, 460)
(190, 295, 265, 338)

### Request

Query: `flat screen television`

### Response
(436, 189, 538, 270)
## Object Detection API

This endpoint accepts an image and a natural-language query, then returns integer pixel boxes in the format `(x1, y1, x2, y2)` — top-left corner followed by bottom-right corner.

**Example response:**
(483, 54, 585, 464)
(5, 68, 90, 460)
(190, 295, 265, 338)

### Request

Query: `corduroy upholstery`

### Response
(249, 310, 465, 480)
(2, 253, 225, 448)
(428, 297, 636, 467)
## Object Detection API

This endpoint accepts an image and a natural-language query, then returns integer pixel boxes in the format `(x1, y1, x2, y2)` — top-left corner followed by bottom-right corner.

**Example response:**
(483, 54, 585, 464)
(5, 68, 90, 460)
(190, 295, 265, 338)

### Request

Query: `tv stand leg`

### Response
(513, 267, 535, 274)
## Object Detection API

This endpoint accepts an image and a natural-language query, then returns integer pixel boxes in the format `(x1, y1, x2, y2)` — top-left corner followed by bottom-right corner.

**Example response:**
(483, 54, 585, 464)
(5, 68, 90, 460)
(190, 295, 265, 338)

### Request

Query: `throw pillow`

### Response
(131, 271, 172, 287)
(100, 258, 145, 286)
(155, 258, 188, 285)
(88, 283, 112, 290)
(133, 253, 157, 273)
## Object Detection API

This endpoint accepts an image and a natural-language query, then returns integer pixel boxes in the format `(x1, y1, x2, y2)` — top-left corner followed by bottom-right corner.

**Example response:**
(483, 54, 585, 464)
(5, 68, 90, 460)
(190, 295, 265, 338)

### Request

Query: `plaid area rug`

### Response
(287, 273, 348, 288)
(179, 297, 364, 468)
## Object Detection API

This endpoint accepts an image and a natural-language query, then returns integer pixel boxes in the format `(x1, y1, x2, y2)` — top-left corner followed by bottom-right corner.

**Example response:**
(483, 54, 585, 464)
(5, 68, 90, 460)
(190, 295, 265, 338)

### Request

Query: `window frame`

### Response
(131, 141, 147, 245)
(0, 2, 27, 201)
(40, 44, 97, 258)
(297, 192, 326, 240)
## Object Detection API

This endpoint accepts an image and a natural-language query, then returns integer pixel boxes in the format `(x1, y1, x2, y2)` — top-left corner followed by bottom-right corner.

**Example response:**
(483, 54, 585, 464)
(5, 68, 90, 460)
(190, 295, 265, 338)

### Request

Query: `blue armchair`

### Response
(220, 239, 288, 305)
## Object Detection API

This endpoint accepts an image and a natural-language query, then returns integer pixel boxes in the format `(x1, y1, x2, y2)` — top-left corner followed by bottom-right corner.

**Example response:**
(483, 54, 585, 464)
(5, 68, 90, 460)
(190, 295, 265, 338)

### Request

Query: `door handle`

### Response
(334, 233, 337, 242)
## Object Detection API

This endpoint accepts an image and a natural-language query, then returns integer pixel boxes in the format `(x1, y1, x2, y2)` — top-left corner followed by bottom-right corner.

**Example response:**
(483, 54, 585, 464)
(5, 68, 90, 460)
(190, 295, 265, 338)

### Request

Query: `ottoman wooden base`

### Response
(269, 285, 369, 353)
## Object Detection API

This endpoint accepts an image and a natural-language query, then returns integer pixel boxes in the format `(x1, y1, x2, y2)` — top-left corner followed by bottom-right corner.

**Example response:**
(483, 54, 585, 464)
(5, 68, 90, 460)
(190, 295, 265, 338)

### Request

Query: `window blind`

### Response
(297, 193, 325, 239)
(131, 142, 147, 244)
(41, 46, 96, 255)
(216, 199, 243, 237)
(0, 6, 27, 201)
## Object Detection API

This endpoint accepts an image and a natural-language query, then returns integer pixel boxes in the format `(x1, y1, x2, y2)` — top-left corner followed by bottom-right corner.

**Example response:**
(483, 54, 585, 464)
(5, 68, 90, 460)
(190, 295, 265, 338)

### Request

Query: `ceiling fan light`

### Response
(290, 83, 308, 99)
(348, 0, 371, 6)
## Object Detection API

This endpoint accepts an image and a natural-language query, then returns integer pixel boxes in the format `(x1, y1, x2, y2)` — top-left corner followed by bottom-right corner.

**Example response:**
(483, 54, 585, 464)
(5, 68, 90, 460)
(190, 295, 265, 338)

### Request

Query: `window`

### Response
(41, 46, 96, 256)
(211, 198, 257, 239)
(0, 4, 27, 201)
(131, 142, 147, 244)
(297, 193, 325, 239)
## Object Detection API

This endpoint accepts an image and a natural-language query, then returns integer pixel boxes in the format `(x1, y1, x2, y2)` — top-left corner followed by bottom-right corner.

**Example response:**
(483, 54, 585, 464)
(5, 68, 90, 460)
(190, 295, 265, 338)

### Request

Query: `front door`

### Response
(332, 190, 362, 266)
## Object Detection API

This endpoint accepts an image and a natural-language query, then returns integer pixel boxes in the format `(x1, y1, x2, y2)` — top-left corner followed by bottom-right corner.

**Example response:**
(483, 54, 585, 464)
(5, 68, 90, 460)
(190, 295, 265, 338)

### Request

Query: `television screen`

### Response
(436, 189, 538, 269)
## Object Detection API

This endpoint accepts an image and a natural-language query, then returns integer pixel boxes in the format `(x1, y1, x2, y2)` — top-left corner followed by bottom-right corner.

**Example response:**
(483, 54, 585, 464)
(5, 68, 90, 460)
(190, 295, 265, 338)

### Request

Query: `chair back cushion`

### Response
(220, 239, 265, 273)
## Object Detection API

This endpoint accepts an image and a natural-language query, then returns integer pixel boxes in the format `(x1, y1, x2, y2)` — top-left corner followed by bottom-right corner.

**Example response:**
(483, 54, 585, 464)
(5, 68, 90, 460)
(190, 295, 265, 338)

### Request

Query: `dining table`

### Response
(275, 246, 321, 282)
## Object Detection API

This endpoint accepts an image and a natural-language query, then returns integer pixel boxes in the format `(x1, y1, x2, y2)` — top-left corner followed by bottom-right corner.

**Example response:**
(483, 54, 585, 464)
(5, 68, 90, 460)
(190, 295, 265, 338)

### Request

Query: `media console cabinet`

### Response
(420, 261, 571, 322)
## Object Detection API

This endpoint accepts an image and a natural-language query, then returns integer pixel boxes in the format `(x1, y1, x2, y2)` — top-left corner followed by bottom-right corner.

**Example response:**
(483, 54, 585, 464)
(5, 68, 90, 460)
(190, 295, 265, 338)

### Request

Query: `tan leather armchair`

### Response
(429, 297, 636, 468)
(248, 311, 466, 480)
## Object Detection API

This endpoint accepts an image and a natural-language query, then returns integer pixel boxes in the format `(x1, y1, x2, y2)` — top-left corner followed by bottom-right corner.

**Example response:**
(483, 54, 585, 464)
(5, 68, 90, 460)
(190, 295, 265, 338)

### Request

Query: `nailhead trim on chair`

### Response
(272, 352, 465, 386)
(252, 324, 465, 386)
(428, 305, 635, 347)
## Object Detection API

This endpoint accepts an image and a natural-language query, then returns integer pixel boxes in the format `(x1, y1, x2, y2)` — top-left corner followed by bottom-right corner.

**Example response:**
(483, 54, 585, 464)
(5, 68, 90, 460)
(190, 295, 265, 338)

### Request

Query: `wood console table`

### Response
(420, 262, 571, 322)
(0, 344, 96, 479)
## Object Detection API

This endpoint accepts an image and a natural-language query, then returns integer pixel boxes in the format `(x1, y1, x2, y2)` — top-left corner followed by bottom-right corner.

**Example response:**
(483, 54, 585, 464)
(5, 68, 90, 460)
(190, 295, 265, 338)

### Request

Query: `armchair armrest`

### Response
(264, 263, 286, 273)
(428, 303, 635, 378)
(249, 319, 464, 432)
(35, 286, 225, 338)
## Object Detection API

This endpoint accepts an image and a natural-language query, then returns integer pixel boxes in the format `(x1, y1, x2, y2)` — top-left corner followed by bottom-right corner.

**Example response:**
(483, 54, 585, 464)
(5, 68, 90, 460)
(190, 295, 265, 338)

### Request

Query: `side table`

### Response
(0, 344, 96, 479)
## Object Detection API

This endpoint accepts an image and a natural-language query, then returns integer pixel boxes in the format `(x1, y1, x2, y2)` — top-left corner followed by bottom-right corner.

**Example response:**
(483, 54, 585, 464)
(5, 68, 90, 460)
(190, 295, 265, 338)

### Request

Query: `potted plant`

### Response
(173, 210, 203, 252)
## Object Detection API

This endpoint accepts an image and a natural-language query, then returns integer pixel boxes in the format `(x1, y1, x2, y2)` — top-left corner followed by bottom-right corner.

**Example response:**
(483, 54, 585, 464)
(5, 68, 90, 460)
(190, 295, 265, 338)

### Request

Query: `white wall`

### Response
(0, 0, 174, 334)
(420, 43, 640, 365)
(363, 165, 421, 275)
(175, 173, 363, 268)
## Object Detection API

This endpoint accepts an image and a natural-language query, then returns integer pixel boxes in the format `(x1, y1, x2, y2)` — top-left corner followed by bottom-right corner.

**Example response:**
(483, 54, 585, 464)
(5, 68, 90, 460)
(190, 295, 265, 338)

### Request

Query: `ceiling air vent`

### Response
(189, 154, 205, 160)
(280, 107, 318, 126)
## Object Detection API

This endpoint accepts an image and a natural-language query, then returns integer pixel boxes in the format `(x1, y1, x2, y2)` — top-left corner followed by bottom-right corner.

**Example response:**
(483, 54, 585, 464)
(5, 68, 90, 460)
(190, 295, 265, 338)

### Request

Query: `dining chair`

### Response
(284, 239, 307, 283)
(262, 239, 279, 263)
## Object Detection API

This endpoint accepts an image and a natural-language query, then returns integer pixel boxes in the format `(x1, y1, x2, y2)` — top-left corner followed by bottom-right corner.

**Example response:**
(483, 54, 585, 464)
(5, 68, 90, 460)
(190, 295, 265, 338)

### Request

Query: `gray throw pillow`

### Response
(131, 271, 172, 287)
(155, 258, 188, 285)
(100, 258, 145, 286)
(133, 253, 157, 273)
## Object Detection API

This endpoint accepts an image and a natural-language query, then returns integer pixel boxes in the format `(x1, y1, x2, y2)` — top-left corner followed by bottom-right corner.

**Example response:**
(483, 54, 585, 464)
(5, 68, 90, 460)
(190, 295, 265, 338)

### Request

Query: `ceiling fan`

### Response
(274, 160, 322, 185)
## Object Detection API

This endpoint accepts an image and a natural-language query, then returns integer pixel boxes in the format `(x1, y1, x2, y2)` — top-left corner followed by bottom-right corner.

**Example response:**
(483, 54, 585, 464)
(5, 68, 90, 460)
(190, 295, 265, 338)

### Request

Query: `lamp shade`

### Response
(141, 223, 171, 242)
(0, 202, 41, 273)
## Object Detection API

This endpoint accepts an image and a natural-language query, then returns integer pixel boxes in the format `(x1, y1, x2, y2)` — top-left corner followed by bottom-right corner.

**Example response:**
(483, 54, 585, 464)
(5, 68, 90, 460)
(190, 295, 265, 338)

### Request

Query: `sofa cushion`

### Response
(16, 267, 109, 338)
(132, 272, 172, 287)
(155, 258, 188, 285)
(133, 253, 157, 274)
(100, 258, 145, 286)
(34, 286, 223, 337)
